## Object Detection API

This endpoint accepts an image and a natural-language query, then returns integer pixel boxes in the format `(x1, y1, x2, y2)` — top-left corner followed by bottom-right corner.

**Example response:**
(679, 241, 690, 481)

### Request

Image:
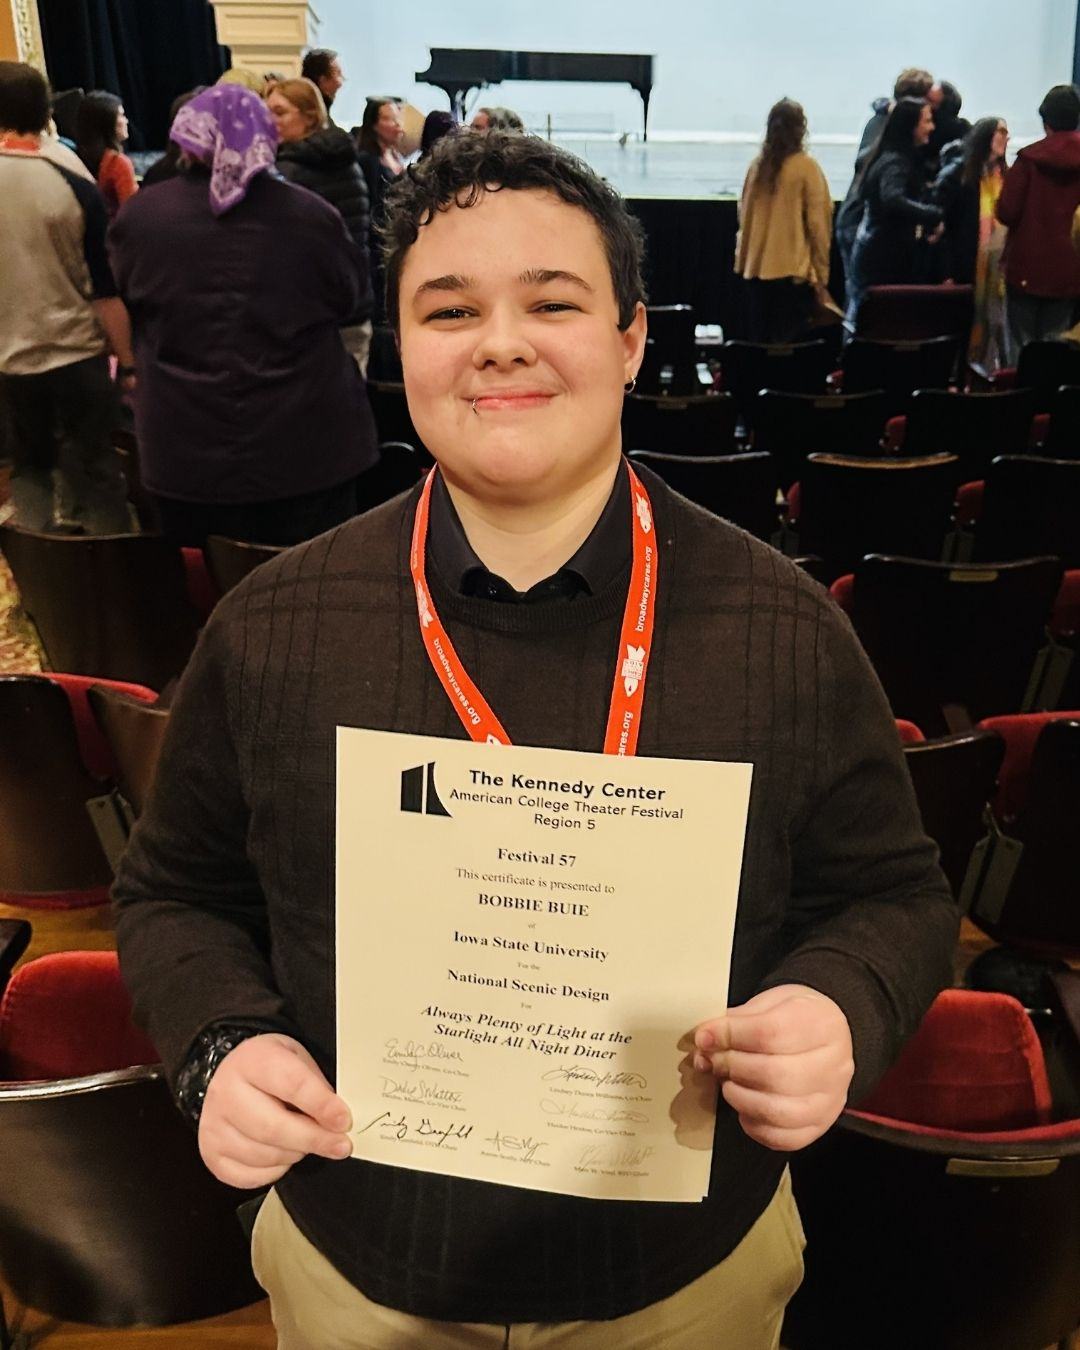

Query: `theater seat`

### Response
(204, 535, 287, 597)
(751, 389, 888, 490)
(902, 730, 1004, 898)
(0, 525, 201, 690)
(1012, 340, 1080, 413)
(1042, 385, 1080, 460)
(903, 389, 1037, 479)
(784, 989, 1080, 1350)
(840, 335, 961, 416)
(973, 455, 1080, 567)
(0, 946, 262, 1333)
(856, 284, 974, 342)
(635, 303, 700, 396)
(854, 989, 1052, 1133)
(622, 391, 737, 455)
(846, 554, 1064, 734)
(719, 339, 833, 420)
(895, 719, 925, 744)
(793, 454, 958, 581)
(0, 674, 155, 907)
(627, 450, 779, 540)
(87, 682, 171, 820)
(968, 713, 1080, 957)
(355, 440, 428, 512)
(366, 378, 419, 446)
(0, 950, 157, 1080)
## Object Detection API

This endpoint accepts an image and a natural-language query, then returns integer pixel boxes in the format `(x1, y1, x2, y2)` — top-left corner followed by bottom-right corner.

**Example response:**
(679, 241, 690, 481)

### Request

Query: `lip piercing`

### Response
(471, 398, 479, 415)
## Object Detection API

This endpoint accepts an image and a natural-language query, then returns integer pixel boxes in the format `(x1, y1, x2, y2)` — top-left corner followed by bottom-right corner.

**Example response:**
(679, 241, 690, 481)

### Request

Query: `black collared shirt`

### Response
(426, 465, 631, 602)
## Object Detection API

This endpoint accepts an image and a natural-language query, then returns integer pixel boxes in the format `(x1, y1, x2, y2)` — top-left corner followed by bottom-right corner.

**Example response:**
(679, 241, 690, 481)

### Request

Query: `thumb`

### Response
(694, 986, 800, 1050)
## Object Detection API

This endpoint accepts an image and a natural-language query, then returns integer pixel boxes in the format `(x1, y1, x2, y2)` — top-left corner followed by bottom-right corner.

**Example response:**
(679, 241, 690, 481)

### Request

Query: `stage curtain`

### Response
(38, 0, 228, 151)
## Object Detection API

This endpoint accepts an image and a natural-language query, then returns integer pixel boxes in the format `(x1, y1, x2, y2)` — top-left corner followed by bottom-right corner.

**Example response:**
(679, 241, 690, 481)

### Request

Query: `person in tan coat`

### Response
(735, 99, 835, 342)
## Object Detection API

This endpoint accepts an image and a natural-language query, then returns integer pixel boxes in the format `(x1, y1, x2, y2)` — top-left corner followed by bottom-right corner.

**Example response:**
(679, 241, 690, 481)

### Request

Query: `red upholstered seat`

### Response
(977, 710, 1080, 825)
(955, 478, 984, 527)
(852, 989, 1053, 1137)
(0, 675, 158, 908)
(180, 547, 220, 621)
(44, 673, 158, 781)
(0, 951, 158, 1081)
(786, 985, 1080, 1349)
(856, 284, 974, 342)
(829, 572, 853, 610)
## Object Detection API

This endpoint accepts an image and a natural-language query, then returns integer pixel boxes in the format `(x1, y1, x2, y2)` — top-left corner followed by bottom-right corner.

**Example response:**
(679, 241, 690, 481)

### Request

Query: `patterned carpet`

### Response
(0, 466, 44, 675)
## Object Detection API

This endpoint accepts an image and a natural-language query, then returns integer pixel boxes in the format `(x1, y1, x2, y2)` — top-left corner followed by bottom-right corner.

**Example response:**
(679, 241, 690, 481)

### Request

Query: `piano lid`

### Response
(416, 48, 655, 138)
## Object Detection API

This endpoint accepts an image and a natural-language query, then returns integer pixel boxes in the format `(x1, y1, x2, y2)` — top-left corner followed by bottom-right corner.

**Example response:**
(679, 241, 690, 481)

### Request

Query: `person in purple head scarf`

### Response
(169, 82, 279, 216)
(105, 81, 378, 547)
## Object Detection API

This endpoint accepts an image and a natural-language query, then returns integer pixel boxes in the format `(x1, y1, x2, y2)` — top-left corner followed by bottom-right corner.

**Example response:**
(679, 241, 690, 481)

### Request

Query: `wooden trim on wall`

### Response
(2, 0, 45, 69)
(0, 1, 20, 61)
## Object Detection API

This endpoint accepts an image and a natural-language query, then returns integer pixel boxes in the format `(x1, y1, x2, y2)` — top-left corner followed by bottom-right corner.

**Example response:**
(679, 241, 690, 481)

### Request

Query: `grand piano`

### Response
(415, 48, 656, 140)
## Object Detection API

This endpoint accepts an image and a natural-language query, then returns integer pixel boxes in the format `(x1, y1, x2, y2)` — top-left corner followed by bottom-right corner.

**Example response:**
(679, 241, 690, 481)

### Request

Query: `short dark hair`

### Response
(379, 131, 647, 331)
(0, 61, 51, 134)
(1039, 84, 1080, 133)
(301, 48, 337, 83)
(937, 80, 962, 120)
(75, 89, 123, 175)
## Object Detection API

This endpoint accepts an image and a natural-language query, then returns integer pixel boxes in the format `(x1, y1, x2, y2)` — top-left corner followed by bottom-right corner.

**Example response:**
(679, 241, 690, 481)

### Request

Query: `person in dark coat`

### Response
(354, 98, 405, 327)
(140, 87, 206, 188)
(836, 68, 935, 278)
(997, 84, 1080, 353)
(269, 77, 374, 372)
(269, 78, 371, 255)
(107, 84, 377, 548)
(844, 97, 944, 332)
(420, 108, 457, 158)
(925, 81, 971, 178)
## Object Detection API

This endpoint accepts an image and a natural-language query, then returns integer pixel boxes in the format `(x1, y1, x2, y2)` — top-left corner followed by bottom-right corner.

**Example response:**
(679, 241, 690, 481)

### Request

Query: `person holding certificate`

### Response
(114, 130, 958, 1348)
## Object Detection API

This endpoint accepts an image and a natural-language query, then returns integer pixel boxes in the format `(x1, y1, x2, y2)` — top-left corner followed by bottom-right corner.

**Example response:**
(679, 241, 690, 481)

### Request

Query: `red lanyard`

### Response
(410, 461, 658, 757)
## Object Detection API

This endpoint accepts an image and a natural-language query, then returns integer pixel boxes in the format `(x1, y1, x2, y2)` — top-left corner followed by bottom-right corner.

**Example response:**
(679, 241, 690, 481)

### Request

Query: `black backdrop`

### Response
(629, 198, 846, 331)
(38, 0, 228, 150)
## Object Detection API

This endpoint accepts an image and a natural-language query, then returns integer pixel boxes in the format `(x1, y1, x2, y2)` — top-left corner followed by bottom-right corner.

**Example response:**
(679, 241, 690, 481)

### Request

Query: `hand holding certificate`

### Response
(336, 729, 751, 1202)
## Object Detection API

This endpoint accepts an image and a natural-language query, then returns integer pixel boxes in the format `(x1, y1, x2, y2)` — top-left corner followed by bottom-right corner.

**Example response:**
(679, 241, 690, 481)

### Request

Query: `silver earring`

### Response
(624, 377, 637, 394)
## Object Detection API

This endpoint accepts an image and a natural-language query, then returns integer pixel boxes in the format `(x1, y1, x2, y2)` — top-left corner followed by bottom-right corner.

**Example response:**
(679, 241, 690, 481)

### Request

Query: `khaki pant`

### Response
(251, 1171, 804, 1349)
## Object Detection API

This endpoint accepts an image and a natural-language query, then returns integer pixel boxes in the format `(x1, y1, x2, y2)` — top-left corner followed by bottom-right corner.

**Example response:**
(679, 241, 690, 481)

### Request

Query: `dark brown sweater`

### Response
(113, 471, 957, 1323)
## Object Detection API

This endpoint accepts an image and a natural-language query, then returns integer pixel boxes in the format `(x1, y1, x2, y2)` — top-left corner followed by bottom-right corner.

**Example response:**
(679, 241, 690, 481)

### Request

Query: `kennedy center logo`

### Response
(400, 761, 452, 817)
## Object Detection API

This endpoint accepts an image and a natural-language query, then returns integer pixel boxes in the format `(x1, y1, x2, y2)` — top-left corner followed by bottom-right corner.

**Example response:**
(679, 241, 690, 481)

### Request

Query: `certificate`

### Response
(336, 729, 751, 1203)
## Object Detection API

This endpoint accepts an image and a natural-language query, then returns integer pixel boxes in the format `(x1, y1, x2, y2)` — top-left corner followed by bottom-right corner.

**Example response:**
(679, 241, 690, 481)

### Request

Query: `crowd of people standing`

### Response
(6, 46, 1080, 545)
(735, 69, 1080, 378)
(0, 51, 512, 543)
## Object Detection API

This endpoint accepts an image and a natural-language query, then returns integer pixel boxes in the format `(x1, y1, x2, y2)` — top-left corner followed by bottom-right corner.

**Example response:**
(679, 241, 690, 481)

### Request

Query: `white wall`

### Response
(318, 0, 1075, 142)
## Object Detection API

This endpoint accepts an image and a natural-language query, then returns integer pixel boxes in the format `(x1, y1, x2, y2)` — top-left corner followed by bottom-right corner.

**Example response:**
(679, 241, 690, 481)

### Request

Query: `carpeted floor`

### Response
(0, 465, 44, 675)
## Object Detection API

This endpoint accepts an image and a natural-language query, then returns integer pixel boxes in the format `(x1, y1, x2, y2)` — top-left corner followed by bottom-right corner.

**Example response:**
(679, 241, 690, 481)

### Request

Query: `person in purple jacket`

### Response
(107, 84, 377, 547)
